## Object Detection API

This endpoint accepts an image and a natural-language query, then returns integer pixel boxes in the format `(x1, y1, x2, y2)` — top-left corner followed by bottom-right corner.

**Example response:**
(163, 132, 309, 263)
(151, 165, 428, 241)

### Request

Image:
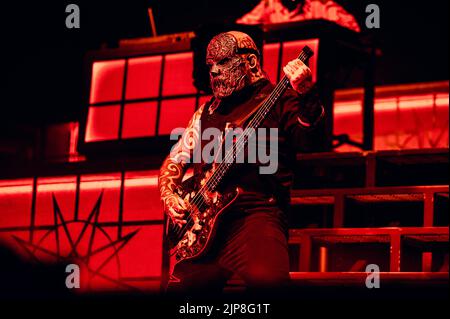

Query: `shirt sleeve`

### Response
(277, 85, 325, 152)
(158, 104, 204, 199)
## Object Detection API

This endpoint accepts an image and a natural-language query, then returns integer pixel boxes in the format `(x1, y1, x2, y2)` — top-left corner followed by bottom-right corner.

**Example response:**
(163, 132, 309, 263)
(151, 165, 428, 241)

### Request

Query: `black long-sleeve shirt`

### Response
(191, 78, 325, 212)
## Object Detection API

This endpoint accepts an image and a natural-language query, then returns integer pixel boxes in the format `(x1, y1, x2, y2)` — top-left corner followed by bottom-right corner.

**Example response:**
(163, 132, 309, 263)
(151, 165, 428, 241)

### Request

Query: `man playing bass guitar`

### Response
(159, 31, 324, 294)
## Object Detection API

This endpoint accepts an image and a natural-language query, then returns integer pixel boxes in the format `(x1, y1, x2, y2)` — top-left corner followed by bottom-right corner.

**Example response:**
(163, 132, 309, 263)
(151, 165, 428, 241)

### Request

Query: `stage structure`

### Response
(0, 21, 448, 293)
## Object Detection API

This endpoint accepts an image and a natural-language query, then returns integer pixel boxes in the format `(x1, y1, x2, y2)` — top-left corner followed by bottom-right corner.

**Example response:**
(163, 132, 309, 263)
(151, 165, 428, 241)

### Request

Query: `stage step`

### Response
(224, 272, 448, 292)
(404, 234, 449, 250)
(294, 148, 448, 189)
(290, 185, 449, 228)
(288, 227, 449, 272)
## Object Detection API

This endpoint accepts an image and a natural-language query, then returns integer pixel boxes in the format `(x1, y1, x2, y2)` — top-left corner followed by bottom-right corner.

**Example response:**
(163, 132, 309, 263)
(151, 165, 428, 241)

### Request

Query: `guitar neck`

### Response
(203, 46, 314, 192)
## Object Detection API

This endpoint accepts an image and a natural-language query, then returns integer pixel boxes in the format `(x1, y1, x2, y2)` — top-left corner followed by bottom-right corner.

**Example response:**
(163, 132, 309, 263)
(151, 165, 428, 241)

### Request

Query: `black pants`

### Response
(166, 207, 290, 295)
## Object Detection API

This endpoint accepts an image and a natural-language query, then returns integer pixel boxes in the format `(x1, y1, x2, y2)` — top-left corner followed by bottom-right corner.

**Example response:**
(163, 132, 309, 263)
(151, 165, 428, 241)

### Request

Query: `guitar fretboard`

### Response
(200, 46, 313, 195)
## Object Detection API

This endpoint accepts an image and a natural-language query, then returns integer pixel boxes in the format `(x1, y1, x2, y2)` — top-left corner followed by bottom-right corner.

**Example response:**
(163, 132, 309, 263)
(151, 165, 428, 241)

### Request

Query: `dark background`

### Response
(0, 0, 448, 126)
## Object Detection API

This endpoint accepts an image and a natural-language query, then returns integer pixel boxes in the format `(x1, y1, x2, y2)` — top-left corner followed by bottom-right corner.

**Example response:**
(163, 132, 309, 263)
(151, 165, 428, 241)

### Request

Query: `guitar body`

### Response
(167, 170, 242, 267)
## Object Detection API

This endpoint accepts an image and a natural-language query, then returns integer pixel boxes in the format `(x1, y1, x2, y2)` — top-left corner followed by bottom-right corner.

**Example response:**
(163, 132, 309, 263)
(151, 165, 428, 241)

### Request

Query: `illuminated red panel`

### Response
(89, 60, 125, 104)
(120, 225, 163, 278)
(120, 279, 161, 292)
(398, 95, 436, 132)
(198, 95, 213, 108)
(162, 52, 197, 96)
(374, 94, 449, 149)
(334, 101, 363, 136)
(158, 98, 196, 135)
(31, 229, 77, 263)
(281, 39, 319, 82)
(0, 231, 30, 257)
(123, 170, 163, 222)
(122, 101, 157, 139)
(68, 122, 84, 162)
(85, 105, 121, 142)
(263, 42, 280, 83)
(0, 179, 33, 228)
(78, 173, 121, 223)
(35, 176, 77, 226)
(31, 226, 121, 291)
(334, 92, 449, 151)
(77, 226, 121, 291)
(374, 98, 399, 135)
(435, 94, 450, 138)
(126, 56, 162, 100)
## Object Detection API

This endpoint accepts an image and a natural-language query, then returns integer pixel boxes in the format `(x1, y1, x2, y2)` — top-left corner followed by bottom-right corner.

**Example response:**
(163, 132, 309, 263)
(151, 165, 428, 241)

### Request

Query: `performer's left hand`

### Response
(283, 59, 313, 95)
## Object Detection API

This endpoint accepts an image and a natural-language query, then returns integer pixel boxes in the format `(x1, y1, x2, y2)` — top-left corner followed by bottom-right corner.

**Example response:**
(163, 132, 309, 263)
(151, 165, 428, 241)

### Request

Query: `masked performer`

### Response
(159, 31, 324, 294)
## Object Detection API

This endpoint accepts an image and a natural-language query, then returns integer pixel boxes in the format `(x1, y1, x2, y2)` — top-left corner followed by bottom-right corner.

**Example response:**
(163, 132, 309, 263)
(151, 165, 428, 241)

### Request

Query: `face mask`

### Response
(206, 33, 251, 99)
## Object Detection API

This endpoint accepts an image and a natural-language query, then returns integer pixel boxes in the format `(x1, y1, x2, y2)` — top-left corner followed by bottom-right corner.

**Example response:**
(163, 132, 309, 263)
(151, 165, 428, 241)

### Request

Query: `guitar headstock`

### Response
(298, 45, 314, 62)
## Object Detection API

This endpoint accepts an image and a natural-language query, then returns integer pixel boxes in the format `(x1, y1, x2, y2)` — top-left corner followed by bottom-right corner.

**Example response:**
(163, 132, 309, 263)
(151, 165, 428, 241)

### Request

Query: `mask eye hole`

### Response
(218, 57, 230, 66)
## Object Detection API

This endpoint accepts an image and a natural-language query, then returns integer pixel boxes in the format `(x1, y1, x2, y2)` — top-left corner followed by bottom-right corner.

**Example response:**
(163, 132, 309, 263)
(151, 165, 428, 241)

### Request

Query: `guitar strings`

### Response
(174, 73, 295, 237)
(174, 76, 290, 237)
(187, 51, 308, 208)
(174, 77, 289, 237)
(174, 51, 308, 238)
(174, 50, 309, 238)
(203, 50, 309, 192)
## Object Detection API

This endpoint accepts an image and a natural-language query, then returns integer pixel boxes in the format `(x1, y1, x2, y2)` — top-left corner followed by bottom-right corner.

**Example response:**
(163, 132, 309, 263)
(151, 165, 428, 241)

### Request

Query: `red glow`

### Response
(162, 52, 197, 96)
(0, 179, 33, 227)
(120, 225, 163, 279)
(78, 173, 121, 223)
(0, 171, 165, 292)
(34, 176, 77, 226)
(69, 122, 79, 160)
(126, 56, 162, 100)
(123, 170, 163, 222)
(0, 231, 29, 256)
(435, 93, 449, 106)
(199, 95, 213, 108)
(334, 94, 449, 115)
(319, 246, 328, 272)
(158, 97, 196, 135)
(263, 42, 280, 83)
(281, 39, 319, 83)
(89, 60, 125, 104)
(122, 101, 158, 139)
(85, 105, 121, 142)
(0, 178, 34, 194)
(31, 225, 123, 291)
(76, 226, 120, 291)
(334, 92, 449, 151)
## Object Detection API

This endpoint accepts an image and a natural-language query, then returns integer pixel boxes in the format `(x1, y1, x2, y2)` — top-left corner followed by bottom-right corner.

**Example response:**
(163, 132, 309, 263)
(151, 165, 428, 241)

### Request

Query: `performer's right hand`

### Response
(163, 193, 188, 227)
